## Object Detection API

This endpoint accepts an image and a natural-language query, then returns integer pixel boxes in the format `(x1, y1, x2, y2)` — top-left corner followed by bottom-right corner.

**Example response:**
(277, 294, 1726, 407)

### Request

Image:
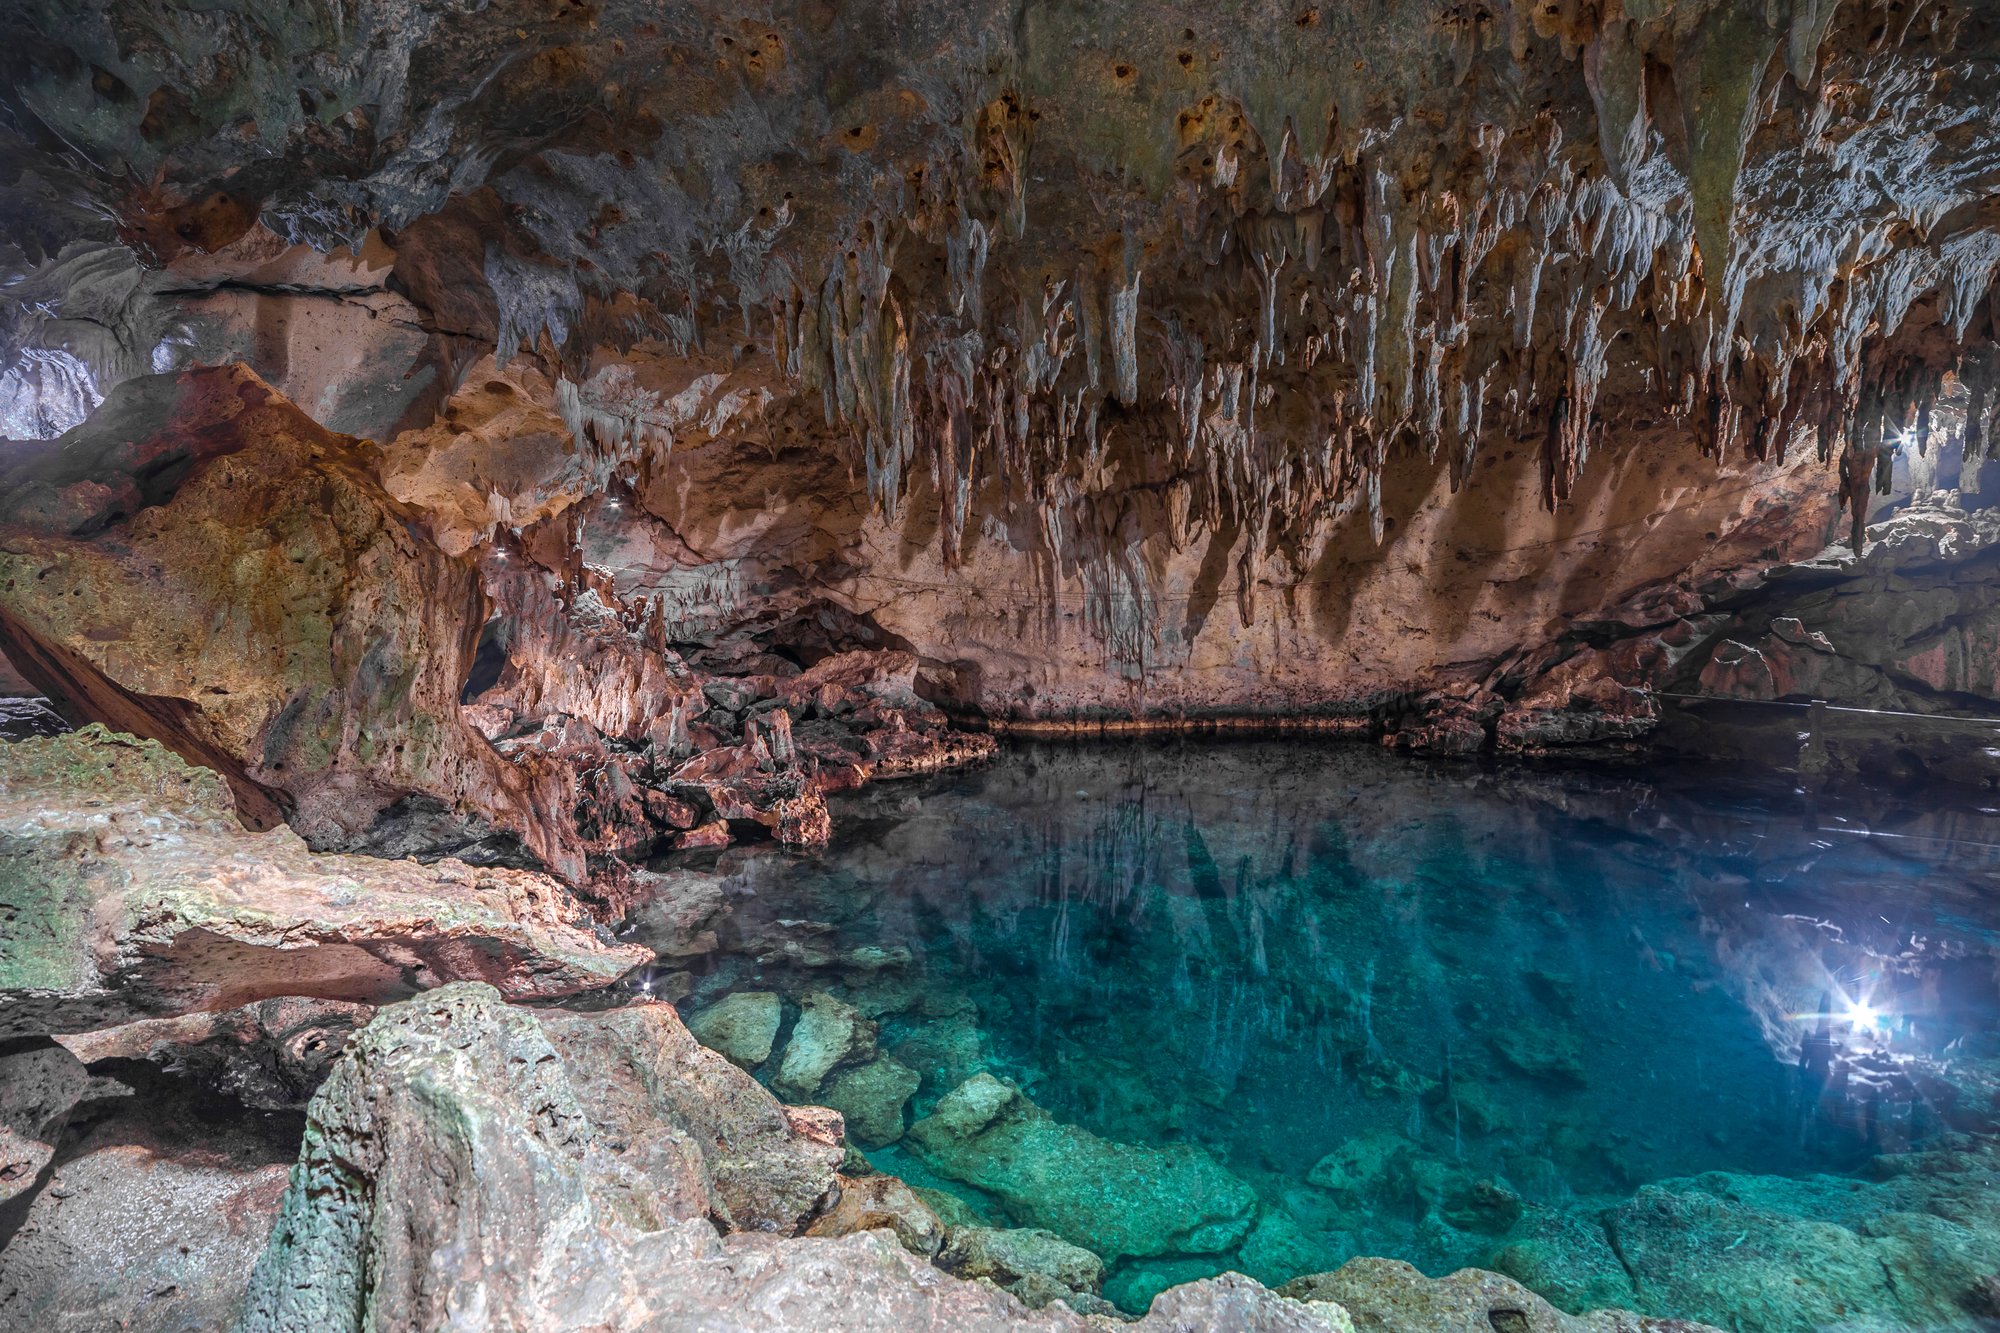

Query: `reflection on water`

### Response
(627, 742, 2000, 1325)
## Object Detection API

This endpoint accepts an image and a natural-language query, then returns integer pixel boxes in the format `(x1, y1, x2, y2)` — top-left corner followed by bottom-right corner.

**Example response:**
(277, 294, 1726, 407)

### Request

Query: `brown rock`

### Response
(0, 727, 648, 1036)
(0, 367, 586, 879)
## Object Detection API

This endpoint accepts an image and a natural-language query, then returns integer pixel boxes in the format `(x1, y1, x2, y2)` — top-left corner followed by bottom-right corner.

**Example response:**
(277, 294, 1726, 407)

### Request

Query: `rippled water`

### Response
(629, 742, 2000, 1326)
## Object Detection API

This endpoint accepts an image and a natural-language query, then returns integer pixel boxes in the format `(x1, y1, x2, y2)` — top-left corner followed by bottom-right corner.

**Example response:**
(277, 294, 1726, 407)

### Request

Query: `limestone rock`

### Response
(0, 1142, 290, 1332)
(0, 728, 649, 1036)
(905, 1073, 1258, 1261)
(237, 983, 843, 1331)
(52, 996, 372, 1111)
(774, 992, 877, 1100)
(0, 1039, 86, 1202)
(0, 368, 585, 877)
(821, 1054, 922, 1147)
(687, 991, 784, 1069)
(940, 1226, 1106, 1294)
(1280, 1258, 1715, 1333)
(806, 1172, 948, 1257)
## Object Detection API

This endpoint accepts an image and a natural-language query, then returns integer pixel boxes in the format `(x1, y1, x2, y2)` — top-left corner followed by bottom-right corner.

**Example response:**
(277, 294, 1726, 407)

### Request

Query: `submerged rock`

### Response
(0, 728, 649, 1036)
(906, 1073, 1258, 1261)
(1526, 1164, 2000, 1333)
(821, 1054, 923, 1147)
(687, 990, 785, 1069)
(1281, 1258, 1715, 1333)
(773, 992, 878, 1100)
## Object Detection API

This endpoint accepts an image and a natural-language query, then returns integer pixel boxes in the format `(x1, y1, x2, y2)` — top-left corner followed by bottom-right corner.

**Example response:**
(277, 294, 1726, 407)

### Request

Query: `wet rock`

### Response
(1237, 1208, 1349, 1289)
(687, 991, 784, 1069)
(774, 992, 878, 1100)
(940, 1226, 1106, 1294)
(1280, 1258, 1713, 1333)
(1490, 1025, 1588, 1086)
(1305, 1131, 1416, 1209)
(906, 1073, 1258, 1261)
(0, 728, 649, 1036)
(52, 996, 372, 1111)
(820, 1054, 922, 1147)
(806, 1171, 947, 1257)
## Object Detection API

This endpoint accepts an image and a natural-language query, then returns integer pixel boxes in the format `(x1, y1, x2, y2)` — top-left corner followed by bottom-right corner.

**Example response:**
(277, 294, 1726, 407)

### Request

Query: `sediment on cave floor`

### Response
(4, 1, 2000, 1330)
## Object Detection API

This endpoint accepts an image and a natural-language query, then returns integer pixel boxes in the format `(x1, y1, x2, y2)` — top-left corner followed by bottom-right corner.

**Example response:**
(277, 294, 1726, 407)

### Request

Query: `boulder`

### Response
(1280, 1258, 1716, 1333)
(941, 1226, 1106, 1293)
(821, 1054, 922, 1146)
(905, 1073, 1258, 1261)
(0, 728, 650, 1035)
(237, 983, 843, 1330)
(774, 992, 877, 1099)
(806, 1172, 948, 1256)
(687, 990, 784, 1069)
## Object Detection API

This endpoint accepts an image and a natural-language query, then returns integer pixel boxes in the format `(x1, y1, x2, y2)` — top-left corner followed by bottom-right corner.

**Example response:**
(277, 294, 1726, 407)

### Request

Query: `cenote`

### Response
(632, 740, 2000, 1328)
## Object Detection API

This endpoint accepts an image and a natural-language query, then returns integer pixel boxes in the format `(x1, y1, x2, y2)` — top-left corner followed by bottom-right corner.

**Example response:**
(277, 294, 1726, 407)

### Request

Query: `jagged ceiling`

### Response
(3, 0, 1999, 575)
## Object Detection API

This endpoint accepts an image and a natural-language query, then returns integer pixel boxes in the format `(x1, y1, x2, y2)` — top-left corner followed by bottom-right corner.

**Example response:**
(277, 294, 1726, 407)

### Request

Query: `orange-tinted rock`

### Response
(0, 367, 591, 877)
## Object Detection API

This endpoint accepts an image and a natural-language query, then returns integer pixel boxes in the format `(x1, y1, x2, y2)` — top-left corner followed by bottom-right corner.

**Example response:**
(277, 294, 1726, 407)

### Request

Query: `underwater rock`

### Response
(805, 1172, 947, 1257)
(905, 1073, 1258, 1261)
(774, 992, 879, 1100)
(1586, 1167, 2000, 1333)
(687, 990, 785, 1069)
(1281, 1257, 1715, 1333)
(940, 1226, 1106, 1296)
(1489, 1025, 1589, 1086)
(0, 1142, 291, 1332)
(52, 996, 373, 1111)
(0, 728, 649, 1036)
(1305, 1131, 1417, 1210)
(821, 1054, 922, 1147)
(1237, 1208, 1352, 1290)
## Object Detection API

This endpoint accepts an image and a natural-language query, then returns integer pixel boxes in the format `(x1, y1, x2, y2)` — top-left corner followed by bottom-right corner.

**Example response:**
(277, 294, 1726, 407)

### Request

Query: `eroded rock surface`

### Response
(0, 727, 647, 1035)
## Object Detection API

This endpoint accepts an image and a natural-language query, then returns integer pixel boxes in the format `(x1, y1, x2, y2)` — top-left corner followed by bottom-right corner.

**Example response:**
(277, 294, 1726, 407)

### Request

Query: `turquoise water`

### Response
(634, 742, 2000, 1326)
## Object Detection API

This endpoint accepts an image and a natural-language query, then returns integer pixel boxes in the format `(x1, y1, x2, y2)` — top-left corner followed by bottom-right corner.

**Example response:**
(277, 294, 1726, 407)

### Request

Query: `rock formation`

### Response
(0, 0, 1995, 763)
(0, 726, 647, 1036)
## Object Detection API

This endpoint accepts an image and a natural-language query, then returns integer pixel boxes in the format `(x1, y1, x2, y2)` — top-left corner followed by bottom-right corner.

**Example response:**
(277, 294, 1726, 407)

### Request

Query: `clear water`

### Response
(627, 742, 2000, 1325)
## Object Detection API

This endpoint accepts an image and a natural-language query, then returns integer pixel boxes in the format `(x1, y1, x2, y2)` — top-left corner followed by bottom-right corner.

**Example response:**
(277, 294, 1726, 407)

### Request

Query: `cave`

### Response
(4, 1, 2000, 1329)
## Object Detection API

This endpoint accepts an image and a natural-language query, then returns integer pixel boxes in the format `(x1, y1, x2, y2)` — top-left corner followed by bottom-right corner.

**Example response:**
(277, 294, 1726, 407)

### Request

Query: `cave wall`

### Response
(1, 0, 1998, 792)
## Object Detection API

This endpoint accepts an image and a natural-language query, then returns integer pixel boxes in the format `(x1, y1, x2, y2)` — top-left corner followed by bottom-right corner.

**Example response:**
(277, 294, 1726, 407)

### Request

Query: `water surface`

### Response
(631, 742, 2000, 1324)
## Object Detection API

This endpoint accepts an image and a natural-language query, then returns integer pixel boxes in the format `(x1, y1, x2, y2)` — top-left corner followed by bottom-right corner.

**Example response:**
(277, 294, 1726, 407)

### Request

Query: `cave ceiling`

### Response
(2, 0, 1998, 570)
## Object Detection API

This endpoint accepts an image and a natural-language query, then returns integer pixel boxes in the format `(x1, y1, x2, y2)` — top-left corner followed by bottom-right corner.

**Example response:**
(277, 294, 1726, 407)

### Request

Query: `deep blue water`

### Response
(631, 742, 2000, 1319)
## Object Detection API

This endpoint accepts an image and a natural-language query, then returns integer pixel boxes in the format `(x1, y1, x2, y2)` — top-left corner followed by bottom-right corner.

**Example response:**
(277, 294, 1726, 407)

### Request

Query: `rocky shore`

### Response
(0, 725, 1740, 1332)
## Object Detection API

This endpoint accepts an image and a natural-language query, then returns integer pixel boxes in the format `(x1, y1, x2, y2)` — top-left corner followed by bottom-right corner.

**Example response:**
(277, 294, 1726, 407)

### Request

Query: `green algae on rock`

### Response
(905, 1072, 1258, 1262)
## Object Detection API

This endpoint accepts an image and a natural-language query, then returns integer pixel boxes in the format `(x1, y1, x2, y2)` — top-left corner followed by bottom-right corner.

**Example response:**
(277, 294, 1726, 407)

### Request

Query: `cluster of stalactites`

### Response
(763, 116, 1995, 634)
